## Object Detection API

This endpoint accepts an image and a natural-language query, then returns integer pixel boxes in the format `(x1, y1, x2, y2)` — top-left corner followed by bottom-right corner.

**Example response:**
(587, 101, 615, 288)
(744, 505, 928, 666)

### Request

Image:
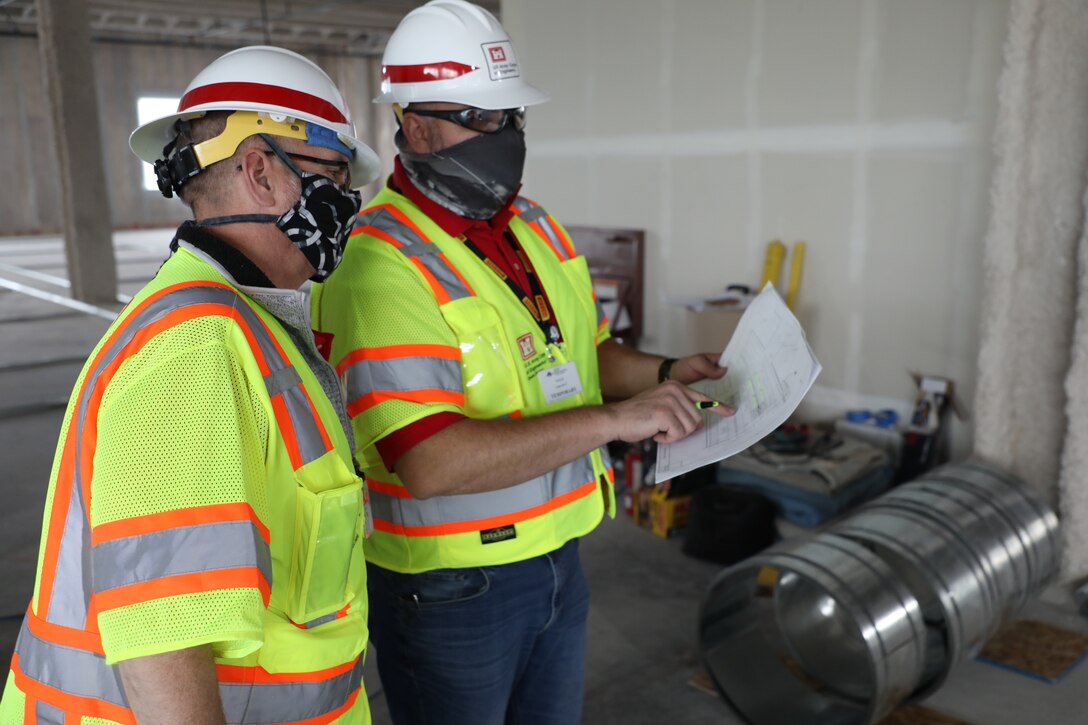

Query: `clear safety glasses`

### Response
(405, 106, 527, 134)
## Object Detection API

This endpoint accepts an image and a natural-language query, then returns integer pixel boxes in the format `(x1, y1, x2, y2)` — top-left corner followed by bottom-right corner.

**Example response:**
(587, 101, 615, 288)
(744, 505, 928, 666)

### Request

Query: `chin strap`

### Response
(197, 213, 281, 227)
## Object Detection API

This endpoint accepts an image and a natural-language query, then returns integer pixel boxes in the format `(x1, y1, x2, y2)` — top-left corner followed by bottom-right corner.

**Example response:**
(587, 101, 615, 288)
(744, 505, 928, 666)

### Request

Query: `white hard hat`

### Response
(374, 0, 549, 110)
(130, 45, 381, 188)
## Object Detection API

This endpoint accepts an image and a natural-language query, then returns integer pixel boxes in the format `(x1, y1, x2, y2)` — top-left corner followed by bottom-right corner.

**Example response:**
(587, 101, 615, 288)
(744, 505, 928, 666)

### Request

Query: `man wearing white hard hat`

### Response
(0, 46, 380, 723)
(311, 2, 732, 722)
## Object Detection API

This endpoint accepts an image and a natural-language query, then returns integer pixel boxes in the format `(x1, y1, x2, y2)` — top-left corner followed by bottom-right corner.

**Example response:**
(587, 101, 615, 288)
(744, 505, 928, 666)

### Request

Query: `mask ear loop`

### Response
(258, 133, 306, 178)
(195, 134, 305, 227)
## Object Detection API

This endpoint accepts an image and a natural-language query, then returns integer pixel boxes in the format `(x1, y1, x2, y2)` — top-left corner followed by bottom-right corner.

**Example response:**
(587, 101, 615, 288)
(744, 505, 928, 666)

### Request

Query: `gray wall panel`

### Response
(1, 38, 389, 236)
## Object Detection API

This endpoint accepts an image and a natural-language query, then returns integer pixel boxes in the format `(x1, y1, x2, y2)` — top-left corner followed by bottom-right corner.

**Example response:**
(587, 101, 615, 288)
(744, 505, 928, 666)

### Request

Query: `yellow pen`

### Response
(696, 400, 720, 410)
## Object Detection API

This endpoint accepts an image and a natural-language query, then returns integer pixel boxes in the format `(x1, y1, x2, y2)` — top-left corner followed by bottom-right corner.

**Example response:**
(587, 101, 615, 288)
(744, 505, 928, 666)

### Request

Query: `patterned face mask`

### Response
(199, 134, 362, 284)
(274, 171, 362, 282)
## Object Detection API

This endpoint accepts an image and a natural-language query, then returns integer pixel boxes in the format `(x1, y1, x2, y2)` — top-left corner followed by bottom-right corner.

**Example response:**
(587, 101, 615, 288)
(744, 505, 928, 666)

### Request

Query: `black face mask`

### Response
(200, 135, 362, 283)
(398, 124, 526, 220)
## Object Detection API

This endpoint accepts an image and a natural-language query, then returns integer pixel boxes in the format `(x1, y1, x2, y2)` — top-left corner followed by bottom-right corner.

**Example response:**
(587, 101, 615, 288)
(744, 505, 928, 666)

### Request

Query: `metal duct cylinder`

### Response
(831, 505, 1002, 697)
(699, 461, 1060, 724)
(924, 462, 1060, 596)
(700, 534, 926, 725)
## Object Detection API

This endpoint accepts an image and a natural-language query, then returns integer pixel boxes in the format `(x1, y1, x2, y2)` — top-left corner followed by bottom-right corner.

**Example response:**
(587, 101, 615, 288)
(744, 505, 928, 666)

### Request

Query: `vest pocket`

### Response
(287, 464, 364, 625)
(442, 297, 525, 417)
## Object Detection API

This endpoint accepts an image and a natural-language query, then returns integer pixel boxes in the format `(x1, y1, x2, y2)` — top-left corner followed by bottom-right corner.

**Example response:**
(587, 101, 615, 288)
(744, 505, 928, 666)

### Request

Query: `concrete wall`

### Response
(0, 38, 391, 235)
(504, 0, 1010, 455)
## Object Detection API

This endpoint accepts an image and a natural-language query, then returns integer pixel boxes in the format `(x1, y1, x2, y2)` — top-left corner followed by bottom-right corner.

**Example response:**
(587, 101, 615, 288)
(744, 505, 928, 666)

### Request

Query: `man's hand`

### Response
(605, 380, 735, 444)
(667, 353, 728, 385)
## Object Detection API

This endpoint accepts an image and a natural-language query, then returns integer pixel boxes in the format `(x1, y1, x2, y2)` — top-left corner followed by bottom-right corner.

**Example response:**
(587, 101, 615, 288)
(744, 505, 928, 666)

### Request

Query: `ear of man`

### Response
(233, 139, 300, 213)
(401, 112, 437, 154)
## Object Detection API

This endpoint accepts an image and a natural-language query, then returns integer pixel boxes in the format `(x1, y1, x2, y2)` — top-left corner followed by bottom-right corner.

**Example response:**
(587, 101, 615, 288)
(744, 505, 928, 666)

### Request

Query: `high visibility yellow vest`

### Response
(312, 188, 615, 574)
(0, 246, 369, 725)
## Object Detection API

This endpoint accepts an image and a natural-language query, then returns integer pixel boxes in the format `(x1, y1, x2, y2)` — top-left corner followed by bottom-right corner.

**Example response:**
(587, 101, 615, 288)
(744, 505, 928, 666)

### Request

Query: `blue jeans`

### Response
(366, 539, 590, 725)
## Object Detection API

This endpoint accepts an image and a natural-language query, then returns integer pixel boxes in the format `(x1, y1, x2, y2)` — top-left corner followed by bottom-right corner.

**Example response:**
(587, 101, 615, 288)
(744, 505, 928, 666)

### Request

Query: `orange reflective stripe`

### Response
(365, 203, 431, 240)
(298, 384, 334, 453)
(346, 388, 465, 418)
(92, 567, 271, 613)
(22, 690, 33, 724)
(90, 502, 270, 547)
(527, 220, 567, 262)
(11, 654, 136, 725)
(553, 221, 578, 259)
(270, 394, 304, 470)
(34, 423, 76, 618)
(26, 611, 103, 654)
(353, 224, 404, 248)
(367, 478, 413, 499)
(409, 257, 453, 305)
(336, 344, 461, 375)
(373, 480, 598, 536)
(217, 654, 360, 684)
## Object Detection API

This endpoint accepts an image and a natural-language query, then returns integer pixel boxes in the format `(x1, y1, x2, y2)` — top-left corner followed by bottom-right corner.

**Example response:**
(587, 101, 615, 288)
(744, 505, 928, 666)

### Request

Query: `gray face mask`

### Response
(398, 124, 526, 220)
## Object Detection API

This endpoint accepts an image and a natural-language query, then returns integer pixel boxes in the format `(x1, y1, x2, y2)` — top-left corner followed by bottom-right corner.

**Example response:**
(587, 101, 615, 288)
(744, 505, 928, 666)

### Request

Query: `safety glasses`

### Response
(259, 134, 352, 190)
(405, 106, 527, 134)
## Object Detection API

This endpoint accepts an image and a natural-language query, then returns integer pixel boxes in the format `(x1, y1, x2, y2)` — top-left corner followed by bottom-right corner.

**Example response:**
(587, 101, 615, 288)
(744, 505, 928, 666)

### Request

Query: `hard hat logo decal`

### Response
(481, 41, 519, 81)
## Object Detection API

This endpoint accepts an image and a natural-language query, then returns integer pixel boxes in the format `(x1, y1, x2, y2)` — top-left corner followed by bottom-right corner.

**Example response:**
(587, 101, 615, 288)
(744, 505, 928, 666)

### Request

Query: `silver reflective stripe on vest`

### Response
(266, 366, 303, 397)
(357, 206, 473, 301)
(295, 610, 341, 629)
(14, 617, 364, 723)
(220, 655, 365, 724)
(342, 355, 463, 408)
(36, 700, 65, 725)
(516, 203, 548, 224)
(369, 454, 598, 529)
(513, 199, 572, 262)
(92, 520, 272, 593)
(47, 283, 325, 631)
(15, 618, 128, 705)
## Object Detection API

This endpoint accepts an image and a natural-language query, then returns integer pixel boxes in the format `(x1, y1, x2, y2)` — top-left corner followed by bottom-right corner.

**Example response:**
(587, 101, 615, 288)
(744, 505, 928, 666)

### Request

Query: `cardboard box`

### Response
(649, 483, 693, 538)
(685, 308, 744, 356)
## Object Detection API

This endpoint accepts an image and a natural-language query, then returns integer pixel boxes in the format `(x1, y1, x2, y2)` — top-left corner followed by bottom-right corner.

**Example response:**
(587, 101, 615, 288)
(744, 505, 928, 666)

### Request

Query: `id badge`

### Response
(539, 361, 583, 404)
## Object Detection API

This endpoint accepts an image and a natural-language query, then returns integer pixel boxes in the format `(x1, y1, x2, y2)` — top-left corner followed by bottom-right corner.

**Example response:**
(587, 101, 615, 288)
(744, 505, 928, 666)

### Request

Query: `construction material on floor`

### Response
(698, 460, 1060, 725)
(977, 619, 1088, 683)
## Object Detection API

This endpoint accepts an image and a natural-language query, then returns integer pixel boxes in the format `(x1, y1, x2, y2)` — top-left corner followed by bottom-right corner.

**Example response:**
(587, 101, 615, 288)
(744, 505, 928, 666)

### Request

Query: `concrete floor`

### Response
(1, 230, 1086, 724)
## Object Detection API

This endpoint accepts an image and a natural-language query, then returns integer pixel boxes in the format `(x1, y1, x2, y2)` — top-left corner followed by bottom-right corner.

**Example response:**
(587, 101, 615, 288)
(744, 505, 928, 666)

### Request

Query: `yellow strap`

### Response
(192, 110, 309, 168)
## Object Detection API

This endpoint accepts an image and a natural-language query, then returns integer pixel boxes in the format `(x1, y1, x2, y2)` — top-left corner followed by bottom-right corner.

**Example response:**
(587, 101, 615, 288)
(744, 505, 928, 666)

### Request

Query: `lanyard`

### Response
(463, 234, 562, 346)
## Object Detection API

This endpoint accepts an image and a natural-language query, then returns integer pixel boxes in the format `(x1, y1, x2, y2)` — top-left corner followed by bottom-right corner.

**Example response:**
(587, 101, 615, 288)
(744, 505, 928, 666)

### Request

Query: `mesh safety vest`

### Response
(311, 188, 614, 574)
(0, 247, 369, 725)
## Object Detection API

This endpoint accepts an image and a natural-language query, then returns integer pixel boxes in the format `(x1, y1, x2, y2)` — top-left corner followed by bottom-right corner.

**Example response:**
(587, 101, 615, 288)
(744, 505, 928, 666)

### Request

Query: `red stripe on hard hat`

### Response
(383, 62, 478, 84)
(179, 82, 347, 124)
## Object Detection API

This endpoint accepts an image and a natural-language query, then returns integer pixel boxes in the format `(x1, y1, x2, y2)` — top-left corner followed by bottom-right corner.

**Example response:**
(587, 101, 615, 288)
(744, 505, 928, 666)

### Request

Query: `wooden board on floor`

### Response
(977, 619, 1088, 683)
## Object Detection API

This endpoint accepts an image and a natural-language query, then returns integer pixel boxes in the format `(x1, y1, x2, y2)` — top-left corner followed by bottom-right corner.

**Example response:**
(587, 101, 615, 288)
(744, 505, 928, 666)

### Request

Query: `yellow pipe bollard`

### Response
(786, 241, 805, 310)
(761, 240, 786, 291)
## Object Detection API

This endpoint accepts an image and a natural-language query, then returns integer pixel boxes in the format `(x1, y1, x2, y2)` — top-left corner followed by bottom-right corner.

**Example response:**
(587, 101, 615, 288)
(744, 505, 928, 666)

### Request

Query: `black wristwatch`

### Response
(657, 357, 678, 384)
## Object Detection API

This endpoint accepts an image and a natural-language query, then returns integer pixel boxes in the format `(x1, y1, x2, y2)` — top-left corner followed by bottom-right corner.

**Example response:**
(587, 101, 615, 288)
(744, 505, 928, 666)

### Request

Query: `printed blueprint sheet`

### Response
(655, 283, 822, 482)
